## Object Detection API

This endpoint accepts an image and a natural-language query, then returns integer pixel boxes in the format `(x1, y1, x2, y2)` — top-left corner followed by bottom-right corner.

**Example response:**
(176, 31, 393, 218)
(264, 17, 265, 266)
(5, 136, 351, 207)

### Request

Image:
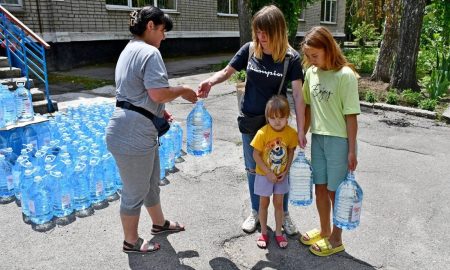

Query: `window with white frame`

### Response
(299, 1, 307, 21)
(0, 0, 22, 6)
(106, 0, 177, 10)
(321, 0, 337, 23)
(217, 0, 238, 15)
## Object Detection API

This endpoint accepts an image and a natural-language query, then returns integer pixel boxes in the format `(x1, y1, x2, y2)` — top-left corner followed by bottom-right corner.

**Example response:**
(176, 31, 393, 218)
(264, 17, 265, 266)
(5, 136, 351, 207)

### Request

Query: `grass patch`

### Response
(48, 73, 115, 90)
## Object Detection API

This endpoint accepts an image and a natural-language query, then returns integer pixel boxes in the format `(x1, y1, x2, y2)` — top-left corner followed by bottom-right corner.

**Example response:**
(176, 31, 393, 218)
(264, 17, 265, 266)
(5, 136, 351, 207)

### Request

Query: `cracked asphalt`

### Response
(1, 70, 450, 269)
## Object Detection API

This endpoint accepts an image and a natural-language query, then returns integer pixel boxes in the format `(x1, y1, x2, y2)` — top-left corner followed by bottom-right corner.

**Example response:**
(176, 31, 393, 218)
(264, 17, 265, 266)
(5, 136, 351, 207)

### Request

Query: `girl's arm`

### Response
(304, 105, 311, 134)
(292, 80, 307, 148)
(346, 114, 358, 171)
(197, 65, 237, 98)
(253, 149, 278, 183)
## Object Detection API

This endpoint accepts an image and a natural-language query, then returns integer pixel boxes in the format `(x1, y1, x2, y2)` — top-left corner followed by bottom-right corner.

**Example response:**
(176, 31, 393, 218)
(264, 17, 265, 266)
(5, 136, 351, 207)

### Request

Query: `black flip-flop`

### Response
(151, 220, 185, 235)
(123, 237, 160, 254)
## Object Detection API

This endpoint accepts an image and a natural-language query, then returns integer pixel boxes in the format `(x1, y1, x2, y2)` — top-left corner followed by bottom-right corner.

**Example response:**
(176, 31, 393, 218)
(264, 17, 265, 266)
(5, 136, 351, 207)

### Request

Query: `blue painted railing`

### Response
(0, 5, 54, 112)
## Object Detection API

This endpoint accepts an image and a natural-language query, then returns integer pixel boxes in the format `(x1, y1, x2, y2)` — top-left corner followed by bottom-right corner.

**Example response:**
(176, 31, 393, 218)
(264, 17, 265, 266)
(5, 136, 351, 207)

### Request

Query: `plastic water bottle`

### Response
(12, 149, 29, 202)
(6, 127, 23, 156)
(289, 150, 313, 206)
(0, 84, 17, 126)
(22, 125, 39, 155)
(20, 166, 35, 224)
(70, 163, 94, 217)
(0, 154, 15, 203)
(158, 143, 169, 186)
(87, 157, 107, 209)
(28, 175, 55, 231)
(35, 121, 52, 149)
(14, 81, 34, 122)
(102, 153, 119, 202)
(50, 170, 74, 222)
(186, 101, 212, 156)
(0, 99, 5, 128)
(161, 131, 175, 172)
(172, 122, 184, 162)
(333, 172, 363, 230)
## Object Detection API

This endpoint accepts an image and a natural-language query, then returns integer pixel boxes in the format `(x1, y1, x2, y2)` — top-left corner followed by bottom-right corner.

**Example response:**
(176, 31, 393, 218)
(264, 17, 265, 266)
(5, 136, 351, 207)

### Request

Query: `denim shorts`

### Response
(311, 133, 351, 191)
(254, 174, 290, 196)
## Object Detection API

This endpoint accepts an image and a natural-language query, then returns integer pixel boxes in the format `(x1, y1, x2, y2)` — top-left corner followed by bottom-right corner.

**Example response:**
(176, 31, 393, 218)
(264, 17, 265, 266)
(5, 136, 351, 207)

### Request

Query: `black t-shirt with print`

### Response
(229, 42, 304, 116)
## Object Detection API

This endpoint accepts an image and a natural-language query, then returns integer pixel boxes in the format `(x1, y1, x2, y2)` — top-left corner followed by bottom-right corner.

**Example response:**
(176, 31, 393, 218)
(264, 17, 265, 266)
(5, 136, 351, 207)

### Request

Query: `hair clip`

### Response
(129, 10, 139, 26)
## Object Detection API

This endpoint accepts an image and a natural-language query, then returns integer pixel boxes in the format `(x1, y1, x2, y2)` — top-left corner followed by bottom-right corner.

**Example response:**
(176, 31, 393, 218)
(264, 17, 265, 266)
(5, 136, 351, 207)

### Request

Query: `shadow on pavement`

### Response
(126, 234, 198, 270)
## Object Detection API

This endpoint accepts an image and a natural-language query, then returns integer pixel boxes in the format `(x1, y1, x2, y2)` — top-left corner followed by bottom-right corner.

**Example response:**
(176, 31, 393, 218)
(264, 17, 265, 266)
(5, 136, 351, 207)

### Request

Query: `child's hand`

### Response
(348, 152, 358, 171)
(277, 171, 287, 182)
(298, 133, 307, 149)
(266, 172, 278, 183)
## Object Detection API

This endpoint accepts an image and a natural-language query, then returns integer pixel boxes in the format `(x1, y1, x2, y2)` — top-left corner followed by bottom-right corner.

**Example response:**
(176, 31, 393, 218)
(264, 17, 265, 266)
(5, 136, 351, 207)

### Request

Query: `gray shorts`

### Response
(112, 151, 161, 216)
(254, 174, 289, 196)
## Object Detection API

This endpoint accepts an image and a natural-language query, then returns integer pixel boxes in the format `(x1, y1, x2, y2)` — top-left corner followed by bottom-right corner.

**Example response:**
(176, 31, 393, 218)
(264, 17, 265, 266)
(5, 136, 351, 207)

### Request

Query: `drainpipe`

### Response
(35, 0, 43, 34)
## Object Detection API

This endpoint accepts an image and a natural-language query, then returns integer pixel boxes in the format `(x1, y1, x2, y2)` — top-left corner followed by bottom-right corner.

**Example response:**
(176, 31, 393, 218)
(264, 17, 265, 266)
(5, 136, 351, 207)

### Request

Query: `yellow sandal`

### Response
(309, 238, 345, 257)
(299, 228, 324, 245)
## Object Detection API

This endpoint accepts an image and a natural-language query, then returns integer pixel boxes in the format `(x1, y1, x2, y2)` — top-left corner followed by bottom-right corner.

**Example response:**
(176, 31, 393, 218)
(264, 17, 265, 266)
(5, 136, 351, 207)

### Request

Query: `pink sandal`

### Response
(256, 234, 269, 249)
(275, 234, 288, 249)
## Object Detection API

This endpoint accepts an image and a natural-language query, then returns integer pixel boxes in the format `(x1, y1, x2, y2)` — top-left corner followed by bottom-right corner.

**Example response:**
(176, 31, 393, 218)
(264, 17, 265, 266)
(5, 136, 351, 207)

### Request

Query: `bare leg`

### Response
(146, 203, 185, 229)
(121, 213, 140, 244)
(301, 184, 331, 241)
(273, 194, 284, 236)
(259, 196, 270, 235)
(327, 191, 343, 247)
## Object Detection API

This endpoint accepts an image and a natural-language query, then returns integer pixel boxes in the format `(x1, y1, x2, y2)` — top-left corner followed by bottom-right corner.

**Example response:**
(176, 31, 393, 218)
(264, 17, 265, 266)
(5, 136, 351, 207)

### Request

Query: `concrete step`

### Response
(0, 56, 9, 67)
(0, 77, 34, 90)
(33, 99, 58, 114)
(30, 88, 45, 102)
(0, 67, 21, 79)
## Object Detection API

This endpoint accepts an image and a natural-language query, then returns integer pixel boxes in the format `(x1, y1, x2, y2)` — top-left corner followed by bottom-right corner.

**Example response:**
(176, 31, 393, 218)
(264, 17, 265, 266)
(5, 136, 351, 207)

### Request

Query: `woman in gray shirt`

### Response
(106, 6, 197, 254)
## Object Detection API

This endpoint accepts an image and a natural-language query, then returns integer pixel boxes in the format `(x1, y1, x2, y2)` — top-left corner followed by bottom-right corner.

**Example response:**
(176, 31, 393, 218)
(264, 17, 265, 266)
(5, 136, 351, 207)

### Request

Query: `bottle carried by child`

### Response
(289, 149, 313, 206)
(333, 171, 363, 230)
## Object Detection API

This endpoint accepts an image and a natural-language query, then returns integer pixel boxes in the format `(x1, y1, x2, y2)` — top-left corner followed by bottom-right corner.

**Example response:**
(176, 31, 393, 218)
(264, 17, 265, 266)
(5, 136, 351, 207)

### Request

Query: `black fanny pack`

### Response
(116, 100, 170, 137)
(237, 113, 266, 135)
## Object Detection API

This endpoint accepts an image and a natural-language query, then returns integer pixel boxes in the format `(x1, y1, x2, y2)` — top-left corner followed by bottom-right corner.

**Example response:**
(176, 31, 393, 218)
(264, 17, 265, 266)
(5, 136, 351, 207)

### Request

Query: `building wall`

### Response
(3, 0, 346, 70)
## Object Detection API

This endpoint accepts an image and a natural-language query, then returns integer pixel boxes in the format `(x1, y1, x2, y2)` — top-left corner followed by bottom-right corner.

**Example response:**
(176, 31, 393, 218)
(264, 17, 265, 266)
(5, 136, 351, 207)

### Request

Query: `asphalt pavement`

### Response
(1, 55, 450, 270)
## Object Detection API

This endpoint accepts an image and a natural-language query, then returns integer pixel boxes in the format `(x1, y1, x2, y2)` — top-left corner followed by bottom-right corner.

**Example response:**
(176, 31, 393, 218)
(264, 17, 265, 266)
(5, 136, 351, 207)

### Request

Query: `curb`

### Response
(360, 101, 439, 120)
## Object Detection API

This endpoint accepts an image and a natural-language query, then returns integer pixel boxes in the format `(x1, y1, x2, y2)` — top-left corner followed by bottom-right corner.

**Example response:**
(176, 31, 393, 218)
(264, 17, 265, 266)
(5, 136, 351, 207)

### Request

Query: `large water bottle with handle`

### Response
(28, 175, 55, 231)
(0, 154, 15, 203)
(0, 84, 17, 126)
(333, 171, 363, 230)
(186, 101, 212, 156)
(289, 149, 313, 206)
(14, 81, 34, 122)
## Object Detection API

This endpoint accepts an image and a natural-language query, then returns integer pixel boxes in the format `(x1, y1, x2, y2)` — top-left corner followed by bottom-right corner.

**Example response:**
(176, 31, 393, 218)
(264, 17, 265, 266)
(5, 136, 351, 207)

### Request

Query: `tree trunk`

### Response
(390, 0, 426, 91)
(238, 0, 253, 46)
(371, 0, 400, 82)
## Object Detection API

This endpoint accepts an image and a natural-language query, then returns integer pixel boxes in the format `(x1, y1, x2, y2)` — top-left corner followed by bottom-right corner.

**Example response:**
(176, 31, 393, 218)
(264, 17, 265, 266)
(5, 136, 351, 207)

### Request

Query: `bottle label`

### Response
(351, 202, 362, 222)
(96, 181, 103, 196)
(28, 200, 35, 215)
(6, 175, 14, 190)
(62, 194, 71, 209)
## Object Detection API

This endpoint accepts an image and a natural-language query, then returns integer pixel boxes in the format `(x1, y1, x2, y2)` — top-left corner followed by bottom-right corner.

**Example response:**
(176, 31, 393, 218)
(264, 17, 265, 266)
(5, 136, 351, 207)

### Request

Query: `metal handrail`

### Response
(0, 4, 54, 113)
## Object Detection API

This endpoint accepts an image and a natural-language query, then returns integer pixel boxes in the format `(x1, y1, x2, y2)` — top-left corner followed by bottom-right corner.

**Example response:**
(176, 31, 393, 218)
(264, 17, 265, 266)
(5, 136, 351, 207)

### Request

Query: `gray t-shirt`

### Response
(106, 39, 169, 155)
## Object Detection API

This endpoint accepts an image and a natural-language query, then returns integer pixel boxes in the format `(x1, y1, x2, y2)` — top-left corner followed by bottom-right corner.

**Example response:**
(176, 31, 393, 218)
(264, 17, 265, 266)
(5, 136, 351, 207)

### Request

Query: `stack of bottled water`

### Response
(333, 171, 363, 230)
(0, 102, 189, 231)
(289, 149, 313, 206)
(186, 101, 212, 156)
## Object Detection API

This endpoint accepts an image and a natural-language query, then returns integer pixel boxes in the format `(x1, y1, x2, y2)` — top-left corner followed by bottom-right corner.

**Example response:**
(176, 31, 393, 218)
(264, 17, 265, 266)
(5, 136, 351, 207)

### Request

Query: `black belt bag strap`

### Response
(116, 100, 170, 137)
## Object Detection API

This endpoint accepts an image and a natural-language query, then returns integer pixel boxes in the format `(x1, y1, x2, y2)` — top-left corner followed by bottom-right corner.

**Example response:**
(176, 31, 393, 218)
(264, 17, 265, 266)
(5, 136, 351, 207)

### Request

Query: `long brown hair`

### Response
(252, 5, 289, 63)
(301, 26, 355, 72)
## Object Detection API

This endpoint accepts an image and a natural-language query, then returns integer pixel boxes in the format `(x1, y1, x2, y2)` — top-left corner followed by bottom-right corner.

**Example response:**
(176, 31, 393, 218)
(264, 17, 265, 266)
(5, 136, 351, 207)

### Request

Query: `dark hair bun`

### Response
(129, 6, 173, 36)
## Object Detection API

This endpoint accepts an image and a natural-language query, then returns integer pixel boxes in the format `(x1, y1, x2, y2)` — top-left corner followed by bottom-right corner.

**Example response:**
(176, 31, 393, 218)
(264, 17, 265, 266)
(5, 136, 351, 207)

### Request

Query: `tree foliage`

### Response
(248, 0, 317, 45)
(346, 0, 386, 39)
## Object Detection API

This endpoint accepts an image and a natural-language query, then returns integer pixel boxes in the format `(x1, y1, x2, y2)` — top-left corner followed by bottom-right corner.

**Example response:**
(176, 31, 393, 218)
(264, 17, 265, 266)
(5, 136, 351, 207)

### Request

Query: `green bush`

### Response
(419, 98, 438, 111)
(230, 70, 246, 83)
(401, 89, 422, 107)
(386, 91, 399, 105)
(343, 48, 377, 74)
(364, 90, 378, 103)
